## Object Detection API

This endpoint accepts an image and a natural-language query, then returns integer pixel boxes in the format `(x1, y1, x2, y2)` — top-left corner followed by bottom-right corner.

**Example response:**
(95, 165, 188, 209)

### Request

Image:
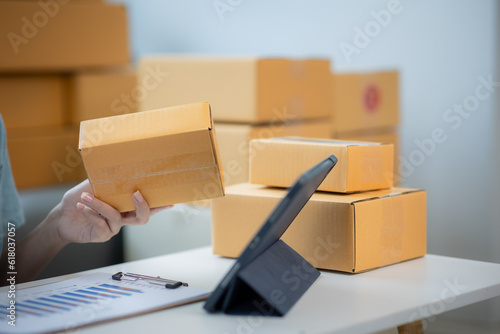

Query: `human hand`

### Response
(52, 180, 172, 245)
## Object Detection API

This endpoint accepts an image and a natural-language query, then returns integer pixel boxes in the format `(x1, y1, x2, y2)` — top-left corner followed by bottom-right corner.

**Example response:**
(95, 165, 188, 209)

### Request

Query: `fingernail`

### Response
(133, 191, 144, 203)
(76, 202, 86, 211)
(81, 192, 93, 203)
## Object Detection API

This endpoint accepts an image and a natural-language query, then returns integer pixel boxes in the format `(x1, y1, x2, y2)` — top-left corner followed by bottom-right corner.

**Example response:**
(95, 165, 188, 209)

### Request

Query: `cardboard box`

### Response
(332, 71, 399, 132)
(70, 68, 137, 123)
(335, 128, 400, 185)
(0, 2, 129, 72)
(0, 75, 67, 129)
(7, 126, 86, 189)
(216, 120, 331, 186)
(79, 102, 224, 212)
(138, 56, 332, 123)
(249, 137, 393, 193)
(212, 183, 426, 273)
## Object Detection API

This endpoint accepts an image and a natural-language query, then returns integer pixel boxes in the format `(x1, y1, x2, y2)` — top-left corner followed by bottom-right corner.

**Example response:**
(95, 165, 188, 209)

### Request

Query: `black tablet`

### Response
(204, 154, 337, 313)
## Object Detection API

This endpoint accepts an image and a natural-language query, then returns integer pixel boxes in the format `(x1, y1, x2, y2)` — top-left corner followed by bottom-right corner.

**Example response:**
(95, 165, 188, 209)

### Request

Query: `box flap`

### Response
(350, 187, 424, 204)
(225, 184, 422, 204)
(79, 102, 212, 149)
(270, 136, 386, 147)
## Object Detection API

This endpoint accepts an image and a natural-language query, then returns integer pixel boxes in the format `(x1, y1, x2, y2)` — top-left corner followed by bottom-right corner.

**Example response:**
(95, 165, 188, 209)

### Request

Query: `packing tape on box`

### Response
(381, 194, 403, 264)
(92, 164, 220, 186)
(87, 151, 215, 183)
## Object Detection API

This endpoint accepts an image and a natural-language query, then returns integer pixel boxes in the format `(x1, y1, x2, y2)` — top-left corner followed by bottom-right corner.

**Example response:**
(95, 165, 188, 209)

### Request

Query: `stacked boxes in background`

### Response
(331, 71, 400, 184)
(212, 137, 427, 273)
(0, 1, 137, 188)
(138, 57, 333, 186)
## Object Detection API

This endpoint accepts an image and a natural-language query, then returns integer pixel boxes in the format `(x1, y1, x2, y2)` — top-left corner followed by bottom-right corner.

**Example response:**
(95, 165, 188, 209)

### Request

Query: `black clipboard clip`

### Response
(112, 272, 188, 289)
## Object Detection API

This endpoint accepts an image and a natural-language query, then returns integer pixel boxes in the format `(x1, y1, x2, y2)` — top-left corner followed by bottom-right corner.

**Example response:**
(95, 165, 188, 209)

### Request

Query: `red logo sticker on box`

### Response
(363, 84, 380, 114)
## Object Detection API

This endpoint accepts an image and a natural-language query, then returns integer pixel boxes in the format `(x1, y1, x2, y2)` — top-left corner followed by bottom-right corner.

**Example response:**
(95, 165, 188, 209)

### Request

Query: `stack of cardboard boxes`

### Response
(0, 0, 137, 188)
(331, 71, 400, 183)
(138, 57, 334, 186)
(212, 137, 427, 273)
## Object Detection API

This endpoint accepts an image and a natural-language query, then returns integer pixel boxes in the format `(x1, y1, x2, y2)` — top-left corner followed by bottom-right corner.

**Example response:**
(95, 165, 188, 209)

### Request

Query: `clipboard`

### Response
(0, 272, 209, 334)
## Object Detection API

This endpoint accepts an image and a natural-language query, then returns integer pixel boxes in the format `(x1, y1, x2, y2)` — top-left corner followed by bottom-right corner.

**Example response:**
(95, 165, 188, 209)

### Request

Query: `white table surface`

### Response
(6, 247, 500, 334)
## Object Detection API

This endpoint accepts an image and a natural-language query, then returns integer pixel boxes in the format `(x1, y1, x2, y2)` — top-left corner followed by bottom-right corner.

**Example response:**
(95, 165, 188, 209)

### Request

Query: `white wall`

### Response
(113, 0, 499, 326)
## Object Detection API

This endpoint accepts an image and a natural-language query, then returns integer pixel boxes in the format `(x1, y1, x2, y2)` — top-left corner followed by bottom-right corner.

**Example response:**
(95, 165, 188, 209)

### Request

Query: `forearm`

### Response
(0, 204, 69, 285)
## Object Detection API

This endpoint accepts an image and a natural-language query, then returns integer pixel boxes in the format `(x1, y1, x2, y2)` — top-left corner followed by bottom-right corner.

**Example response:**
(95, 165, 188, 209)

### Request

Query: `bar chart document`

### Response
(0, 273, 209, 334)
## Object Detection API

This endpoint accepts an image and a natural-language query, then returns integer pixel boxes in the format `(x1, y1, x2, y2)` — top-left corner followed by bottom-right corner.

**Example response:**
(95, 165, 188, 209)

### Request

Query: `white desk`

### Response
(8, 247, 500, 334)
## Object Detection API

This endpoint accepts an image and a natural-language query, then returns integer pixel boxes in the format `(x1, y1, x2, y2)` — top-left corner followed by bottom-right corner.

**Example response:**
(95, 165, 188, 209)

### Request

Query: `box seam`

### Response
(91, 165, 219, 185)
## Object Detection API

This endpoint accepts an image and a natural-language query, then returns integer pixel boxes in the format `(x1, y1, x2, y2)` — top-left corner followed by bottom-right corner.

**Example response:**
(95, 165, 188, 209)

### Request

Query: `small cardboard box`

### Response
(79, 102, 224, 212)
(69, 68, 137, 123)
(0, 75, 66, 129)
(212, 183, 426, 273)
(335, 127, 400, 185)
(249, 137, 393, 193)
(215, 120, 331, 186)
(0, 2, 129, 72)
(7, 126, 85, 189)
(332, 71, 399, 132)
(139, 56, 332, 123)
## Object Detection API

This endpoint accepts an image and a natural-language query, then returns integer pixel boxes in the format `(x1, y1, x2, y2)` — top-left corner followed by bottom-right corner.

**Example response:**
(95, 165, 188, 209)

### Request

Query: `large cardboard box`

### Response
(79, 102, 224, 212)
(332, 71, 399, 132)
(0, 75, 66, 129)
(249, 137, 393, 192)
(139, 57, 332, 123)
(216, 120, 331, 186)
(0, 2, 129, 72)
(7, 126, 85, 189)
(335, 128, 400, 185)
(212, 183, 426, 273)
(69, 68, 137, 123)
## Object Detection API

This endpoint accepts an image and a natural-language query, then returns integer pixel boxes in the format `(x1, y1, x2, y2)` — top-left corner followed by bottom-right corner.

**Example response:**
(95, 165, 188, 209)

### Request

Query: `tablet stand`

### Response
(220, 239, 320, 316)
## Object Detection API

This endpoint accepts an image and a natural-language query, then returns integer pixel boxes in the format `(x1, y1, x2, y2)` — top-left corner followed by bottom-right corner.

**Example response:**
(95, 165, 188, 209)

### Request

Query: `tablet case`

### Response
(219, 239, 320, 316)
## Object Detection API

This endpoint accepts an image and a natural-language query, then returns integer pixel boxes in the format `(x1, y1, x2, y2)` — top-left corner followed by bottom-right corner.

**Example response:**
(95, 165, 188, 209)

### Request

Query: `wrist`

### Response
(42, 203, 70, 250)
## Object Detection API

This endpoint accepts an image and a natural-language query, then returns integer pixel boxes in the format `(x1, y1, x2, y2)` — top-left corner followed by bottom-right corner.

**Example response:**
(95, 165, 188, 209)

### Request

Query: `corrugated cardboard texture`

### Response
(0, 2, 129, 72)
(69, 68, 137, 123)
(0, 75, 67, 129)
(79, 102, 224, 212)
(249, 137, 394, 192)
(7, 126, 85, 189)
(138, 57, 331, 123)
(335, 128, 400, 185)
(212, 183, 426, 273)
(215, 120, 331, 186)
(332, 71, 399, 132)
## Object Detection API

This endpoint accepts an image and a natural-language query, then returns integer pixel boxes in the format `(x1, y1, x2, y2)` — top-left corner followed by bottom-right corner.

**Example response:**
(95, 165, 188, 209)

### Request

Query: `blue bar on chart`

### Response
(51, 294, 91, 304)
(99, 284, 144, 293)
(25, 300, 70, 311)
(0, 303, 42, 317)
(64, 292, 99, 300)
(88, 286, 132, 296)
(0, 305, 14, 316)
(76, 289, 118, 298)
(17, 309, 43, 317)
(38, 297, 79, 307)
(16, 302, 58, 314)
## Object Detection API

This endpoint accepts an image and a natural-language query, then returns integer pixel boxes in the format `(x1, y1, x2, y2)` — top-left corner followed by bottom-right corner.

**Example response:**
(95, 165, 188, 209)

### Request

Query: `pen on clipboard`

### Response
(112, 272, 188, 289)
